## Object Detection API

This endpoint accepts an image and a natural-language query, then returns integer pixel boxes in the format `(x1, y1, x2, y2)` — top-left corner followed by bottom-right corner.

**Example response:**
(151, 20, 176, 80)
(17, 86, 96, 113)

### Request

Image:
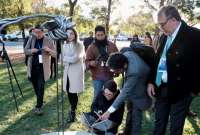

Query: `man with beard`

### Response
(86, 25, 118, 102)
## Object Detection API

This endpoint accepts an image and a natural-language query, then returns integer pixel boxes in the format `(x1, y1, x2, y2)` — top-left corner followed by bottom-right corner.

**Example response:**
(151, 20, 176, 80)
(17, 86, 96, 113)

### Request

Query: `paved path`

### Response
(41, 131, 93, 135)
(0, 41, 24, 54)
(1, 41, 131, 54)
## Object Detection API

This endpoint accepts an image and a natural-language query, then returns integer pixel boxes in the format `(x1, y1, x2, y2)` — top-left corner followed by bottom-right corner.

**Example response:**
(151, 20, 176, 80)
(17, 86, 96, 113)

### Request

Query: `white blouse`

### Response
(63, 42, 84, 64)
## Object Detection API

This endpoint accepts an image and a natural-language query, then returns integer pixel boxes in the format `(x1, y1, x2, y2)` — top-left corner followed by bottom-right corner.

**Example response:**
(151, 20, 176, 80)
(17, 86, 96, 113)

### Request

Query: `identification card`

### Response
(39, 55, 43, 63)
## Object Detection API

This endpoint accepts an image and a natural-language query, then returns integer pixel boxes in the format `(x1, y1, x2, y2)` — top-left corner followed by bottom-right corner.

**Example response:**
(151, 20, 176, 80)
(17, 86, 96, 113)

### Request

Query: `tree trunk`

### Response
(159, 0, 166, 8)
(68, 0, 78, 21)
(106, 0, 112, 35)
(144, 0, 157, 11)
(18, 0, 26, 39)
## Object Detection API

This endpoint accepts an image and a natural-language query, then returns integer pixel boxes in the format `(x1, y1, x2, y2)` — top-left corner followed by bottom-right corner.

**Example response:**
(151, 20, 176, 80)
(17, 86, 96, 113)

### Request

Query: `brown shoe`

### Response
(187, 110, 197, 117)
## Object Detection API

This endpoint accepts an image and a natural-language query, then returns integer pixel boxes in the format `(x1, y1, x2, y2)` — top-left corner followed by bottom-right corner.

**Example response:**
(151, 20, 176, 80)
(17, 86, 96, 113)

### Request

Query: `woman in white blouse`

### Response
(63, 28, 85, 122)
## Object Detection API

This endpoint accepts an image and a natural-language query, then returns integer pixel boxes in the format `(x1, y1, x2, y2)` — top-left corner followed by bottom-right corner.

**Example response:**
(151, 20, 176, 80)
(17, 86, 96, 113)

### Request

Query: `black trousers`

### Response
(124, 101, 142, 135)
(153, 84, 192, 135)
(66, 76, 78, 112)
(31, 65, 45, 108)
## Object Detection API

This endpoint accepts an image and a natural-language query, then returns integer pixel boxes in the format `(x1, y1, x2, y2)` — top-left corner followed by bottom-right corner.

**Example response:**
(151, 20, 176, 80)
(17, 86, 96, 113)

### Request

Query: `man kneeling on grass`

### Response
(89, 80, 124, 135)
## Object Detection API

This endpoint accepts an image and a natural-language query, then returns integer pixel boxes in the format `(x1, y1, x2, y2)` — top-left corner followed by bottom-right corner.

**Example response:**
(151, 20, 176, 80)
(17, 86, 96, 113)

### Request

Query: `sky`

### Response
(45, 0, 146, 21)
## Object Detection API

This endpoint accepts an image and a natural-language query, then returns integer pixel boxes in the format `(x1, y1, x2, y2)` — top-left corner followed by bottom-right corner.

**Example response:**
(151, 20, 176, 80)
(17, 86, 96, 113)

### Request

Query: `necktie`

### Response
(155, 36, 172, 86)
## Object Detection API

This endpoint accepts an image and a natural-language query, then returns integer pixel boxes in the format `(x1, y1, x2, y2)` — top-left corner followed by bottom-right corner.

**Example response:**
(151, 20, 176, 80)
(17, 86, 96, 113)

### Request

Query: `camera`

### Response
(96, 54, 109, 67)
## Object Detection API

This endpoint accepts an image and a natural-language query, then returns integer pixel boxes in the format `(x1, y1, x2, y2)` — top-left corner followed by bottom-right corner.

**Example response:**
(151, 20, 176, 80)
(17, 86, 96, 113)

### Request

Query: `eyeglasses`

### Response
(158, 18, 171, 27)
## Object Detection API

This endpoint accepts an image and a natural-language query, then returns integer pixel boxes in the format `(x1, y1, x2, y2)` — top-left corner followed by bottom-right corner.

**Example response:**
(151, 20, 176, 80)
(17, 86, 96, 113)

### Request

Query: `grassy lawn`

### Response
(0, 62, 199, 135)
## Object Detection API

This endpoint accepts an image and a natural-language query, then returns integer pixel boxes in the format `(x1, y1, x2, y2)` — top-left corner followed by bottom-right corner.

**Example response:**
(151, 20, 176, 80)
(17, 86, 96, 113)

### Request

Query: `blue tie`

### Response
(155, 36, 172, 86)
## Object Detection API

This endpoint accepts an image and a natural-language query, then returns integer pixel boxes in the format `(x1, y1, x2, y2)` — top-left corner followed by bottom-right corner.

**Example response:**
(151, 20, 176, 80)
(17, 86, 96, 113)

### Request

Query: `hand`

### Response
(43, 47, 51, 53)
(31, 48, 38, 54)
(147, 83, 155, 98)
(99, 111, 110, 120)
(90, 60, 97, 67)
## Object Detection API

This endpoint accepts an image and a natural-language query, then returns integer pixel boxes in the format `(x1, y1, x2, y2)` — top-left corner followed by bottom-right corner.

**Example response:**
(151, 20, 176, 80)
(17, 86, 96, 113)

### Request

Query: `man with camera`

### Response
(24, 25, 56, 115)
(85, 25, 118, 102)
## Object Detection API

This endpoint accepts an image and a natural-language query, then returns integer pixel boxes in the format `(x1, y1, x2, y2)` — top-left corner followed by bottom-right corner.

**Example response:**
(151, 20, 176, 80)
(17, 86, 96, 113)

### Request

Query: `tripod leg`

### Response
(6, 60, 19, 112)
(56, 57, 60, 135)
(6, 55, 24, 98)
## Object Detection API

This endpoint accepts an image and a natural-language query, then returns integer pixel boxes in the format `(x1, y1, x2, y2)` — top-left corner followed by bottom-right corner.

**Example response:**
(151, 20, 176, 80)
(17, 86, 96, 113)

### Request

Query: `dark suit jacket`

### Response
(112, 51, 152, 111)
(151, 21, 200, 103)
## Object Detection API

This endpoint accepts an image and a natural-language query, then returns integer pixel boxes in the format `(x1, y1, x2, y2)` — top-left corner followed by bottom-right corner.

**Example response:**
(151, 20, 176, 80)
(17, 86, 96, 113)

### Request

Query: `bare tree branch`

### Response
(143, 0, 158, 11)
(68, 0, 78, 20)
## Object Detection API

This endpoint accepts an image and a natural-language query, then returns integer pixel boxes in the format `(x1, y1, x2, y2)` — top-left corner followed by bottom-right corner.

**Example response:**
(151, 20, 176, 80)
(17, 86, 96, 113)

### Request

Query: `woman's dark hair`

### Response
(107, 52, 128, 70)
(66, 27, 78, 43)
(145, 32, 152, 45)
(103, 80, 117, 93)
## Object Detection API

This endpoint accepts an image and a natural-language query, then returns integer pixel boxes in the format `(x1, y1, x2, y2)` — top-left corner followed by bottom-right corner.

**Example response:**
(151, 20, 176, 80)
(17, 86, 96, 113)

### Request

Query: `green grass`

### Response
(0, 62, 199, 135)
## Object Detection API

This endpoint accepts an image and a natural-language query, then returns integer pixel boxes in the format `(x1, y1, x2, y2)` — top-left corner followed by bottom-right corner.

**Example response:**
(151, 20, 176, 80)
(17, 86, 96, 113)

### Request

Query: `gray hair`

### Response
(158, 5, 181, 21)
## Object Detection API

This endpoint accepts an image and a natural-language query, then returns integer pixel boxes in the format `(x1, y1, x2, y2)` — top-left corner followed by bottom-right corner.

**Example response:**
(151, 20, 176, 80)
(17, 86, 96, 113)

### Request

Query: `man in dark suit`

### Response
(147, 5, 200, 135)
(83, 31, 94, 51)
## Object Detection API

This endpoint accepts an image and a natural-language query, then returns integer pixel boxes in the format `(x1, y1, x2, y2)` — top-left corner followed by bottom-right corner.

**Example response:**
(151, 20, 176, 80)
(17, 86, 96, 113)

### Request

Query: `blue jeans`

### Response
(92, 80, 107, 101)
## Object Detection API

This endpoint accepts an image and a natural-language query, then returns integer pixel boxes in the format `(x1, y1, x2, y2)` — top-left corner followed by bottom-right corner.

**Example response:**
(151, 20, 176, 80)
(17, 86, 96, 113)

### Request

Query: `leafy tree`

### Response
(143, 0, 200, 20)
(0, 0, 13, 18)
(31, 0, 46, 13)
(89, 0, 119, 34)
(118, 11, 156, 35)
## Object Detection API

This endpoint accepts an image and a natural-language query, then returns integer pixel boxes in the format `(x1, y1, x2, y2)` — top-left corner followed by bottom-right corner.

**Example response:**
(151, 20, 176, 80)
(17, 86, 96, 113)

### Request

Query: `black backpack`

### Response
(120, 42, 156, 68)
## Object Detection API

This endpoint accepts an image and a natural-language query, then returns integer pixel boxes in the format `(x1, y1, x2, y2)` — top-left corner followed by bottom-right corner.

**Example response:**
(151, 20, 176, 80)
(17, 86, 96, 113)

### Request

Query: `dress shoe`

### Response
(67, 111, 76, 123)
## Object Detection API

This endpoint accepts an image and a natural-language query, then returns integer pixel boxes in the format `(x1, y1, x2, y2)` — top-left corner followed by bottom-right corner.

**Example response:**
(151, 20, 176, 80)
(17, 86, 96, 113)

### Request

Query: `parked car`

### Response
(116, 35, 128, 41)
(5, 31, 28, 41)
(5, 33, 19, 41)
(0, 34, 7, 41)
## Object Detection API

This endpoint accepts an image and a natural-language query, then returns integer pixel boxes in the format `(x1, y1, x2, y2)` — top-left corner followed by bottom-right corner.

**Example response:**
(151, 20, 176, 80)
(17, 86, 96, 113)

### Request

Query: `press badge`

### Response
(39, 55, 43, 63)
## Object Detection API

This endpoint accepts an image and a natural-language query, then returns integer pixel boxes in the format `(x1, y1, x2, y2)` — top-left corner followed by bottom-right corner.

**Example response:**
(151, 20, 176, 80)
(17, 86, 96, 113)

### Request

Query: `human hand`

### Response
(90, 60, 97, 67)
(31, 48, 38, 54)
(43, 47, 51, 53)
(99, 111, 110, 120)
(147, 83, 155, 98)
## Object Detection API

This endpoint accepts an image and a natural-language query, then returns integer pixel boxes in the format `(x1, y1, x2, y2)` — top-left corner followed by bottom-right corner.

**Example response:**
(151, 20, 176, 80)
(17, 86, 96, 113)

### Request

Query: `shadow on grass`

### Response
(0, 67, 59, 123)
(0, 80, 75, 135)
(2, 62, 199, 135)
(0, 65, 93, 135)
(187, 96, 200, 134)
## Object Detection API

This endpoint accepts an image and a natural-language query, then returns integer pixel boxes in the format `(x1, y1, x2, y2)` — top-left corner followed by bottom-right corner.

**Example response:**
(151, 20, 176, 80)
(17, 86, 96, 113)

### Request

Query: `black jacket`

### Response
(83, 36, 94, 50)
(152, 21, 200, 103)
(91, 90, 124, 134)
